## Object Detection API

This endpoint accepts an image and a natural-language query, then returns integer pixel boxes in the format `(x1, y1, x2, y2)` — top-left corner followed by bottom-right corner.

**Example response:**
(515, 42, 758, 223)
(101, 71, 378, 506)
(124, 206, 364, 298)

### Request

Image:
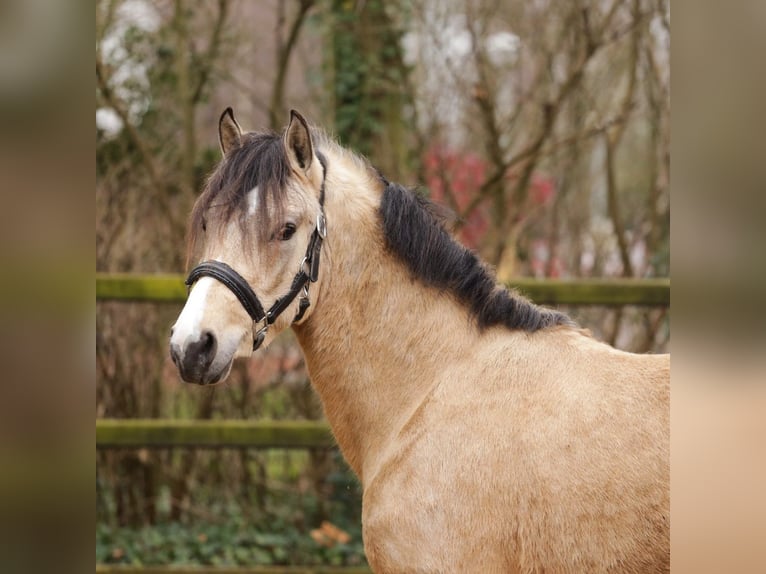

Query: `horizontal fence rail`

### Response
(97, 419, 335, 449)
(96, 273, 670, 306)
(96, 567, 371, 574)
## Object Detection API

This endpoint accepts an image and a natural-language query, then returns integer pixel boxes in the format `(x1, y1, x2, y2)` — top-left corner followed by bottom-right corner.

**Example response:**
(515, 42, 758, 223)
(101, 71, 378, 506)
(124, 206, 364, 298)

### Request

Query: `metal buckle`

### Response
(299, 256, 311, 277)
(252, 316, 269, 351)
(316, 213, 327, 239)
(294, 284, 311, 324)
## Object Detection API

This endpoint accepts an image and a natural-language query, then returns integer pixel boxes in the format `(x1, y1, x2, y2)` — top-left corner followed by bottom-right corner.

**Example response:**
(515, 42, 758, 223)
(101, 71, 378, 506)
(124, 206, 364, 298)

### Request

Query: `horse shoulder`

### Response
(362, 327, 669, 572)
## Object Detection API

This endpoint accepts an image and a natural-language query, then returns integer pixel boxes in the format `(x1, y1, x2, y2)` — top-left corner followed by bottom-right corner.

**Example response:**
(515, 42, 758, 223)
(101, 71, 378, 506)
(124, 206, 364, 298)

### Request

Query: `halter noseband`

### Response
(185, 152, 328, 351)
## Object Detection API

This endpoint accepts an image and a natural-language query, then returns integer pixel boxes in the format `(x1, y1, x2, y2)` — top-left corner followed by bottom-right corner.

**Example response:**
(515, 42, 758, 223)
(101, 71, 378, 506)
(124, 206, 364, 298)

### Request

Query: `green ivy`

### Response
(96, 501, 366, 567)
(328, 0, 414, 167)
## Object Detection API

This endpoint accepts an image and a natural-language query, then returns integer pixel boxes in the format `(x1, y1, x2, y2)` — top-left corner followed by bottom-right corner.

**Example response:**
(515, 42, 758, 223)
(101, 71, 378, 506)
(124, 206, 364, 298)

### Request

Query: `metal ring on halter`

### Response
(253, 315, 269, 350)
(316, 213, 327, 239)
(299, 283, 311, 307)
(293, 283, 312, 324)
(299, 256, 311, 277)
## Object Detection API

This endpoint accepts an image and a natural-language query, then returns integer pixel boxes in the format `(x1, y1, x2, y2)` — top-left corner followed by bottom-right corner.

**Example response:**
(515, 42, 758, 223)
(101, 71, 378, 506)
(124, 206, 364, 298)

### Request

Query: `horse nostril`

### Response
(170, 326, 175, 337)
(169, 342, 181, 366)
(200, 330, 216, 354)
(174, 330, 218, 383)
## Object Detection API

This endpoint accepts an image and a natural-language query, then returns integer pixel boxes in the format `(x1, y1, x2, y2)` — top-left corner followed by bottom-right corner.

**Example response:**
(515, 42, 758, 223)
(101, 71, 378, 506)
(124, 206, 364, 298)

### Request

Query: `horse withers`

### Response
(169, 108, 670, 573)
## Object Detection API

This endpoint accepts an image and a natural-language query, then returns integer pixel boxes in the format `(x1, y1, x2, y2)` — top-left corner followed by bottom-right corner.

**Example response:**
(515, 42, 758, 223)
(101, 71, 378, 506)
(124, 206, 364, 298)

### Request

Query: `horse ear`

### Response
(218, 107, 242, 156)
(284, 109, 314, 172)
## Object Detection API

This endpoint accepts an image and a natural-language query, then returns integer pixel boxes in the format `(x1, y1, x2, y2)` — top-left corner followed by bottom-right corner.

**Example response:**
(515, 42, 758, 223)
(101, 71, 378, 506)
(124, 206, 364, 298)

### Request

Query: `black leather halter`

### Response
(185, 153, 328, 351)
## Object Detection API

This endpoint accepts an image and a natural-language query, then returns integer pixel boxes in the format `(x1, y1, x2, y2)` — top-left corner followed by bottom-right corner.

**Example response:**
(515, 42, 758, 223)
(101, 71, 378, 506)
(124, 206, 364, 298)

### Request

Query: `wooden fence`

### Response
(96, 273, 669, 306)
(97, 419, 334, 449)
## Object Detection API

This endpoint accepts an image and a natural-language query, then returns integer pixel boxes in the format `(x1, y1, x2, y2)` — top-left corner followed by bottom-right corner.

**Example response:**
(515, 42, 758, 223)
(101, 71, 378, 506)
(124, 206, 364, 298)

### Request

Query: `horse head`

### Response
(169, 108, 326, 385)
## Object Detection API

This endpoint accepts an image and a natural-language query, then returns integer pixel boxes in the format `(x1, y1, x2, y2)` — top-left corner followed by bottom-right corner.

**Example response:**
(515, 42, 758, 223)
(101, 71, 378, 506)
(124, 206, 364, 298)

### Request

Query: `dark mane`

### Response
(380, 182, 573, 332)
(188, 131, 290, 261)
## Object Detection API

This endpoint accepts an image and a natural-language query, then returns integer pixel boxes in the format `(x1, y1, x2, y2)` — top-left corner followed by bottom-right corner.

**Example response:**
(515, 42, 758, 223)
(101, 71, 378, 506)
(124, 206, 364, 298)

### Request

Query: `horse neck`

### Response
(294, 154, 477, 482)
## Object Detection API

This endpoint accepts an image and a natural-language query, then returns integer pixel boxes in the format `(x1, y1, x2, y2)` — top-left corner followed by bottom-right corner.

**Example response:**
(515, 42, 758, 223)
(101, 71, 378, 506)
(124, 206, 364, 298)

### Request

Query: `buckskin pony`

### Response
(169, 109, 670, 573)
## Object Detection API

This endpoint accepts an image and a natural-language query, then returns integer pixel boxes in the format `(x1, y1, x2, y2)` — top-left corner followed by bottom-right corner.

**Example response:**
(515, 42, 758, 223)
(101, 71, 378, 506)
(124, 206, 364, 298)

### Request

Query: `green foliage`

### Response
(97, 465, 365, 567)
(329, 0, 414, 167)
(96, 511, 365, 567)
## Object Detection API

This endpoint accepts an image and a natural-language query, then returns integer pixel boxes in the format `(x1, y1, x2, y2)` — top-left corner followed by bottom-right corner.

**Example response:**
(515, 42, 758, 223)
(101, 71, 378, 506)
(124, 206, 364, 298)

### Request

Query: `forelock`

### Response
(187, 131, 291, 263)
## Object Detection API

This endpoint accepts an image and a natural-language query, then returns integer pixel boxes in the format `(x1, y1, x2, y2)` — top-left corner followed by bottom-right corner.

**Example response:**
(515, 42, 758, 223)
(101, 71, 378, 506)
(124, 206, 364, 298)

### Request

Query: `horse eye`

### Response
(278, 223, 297, 241)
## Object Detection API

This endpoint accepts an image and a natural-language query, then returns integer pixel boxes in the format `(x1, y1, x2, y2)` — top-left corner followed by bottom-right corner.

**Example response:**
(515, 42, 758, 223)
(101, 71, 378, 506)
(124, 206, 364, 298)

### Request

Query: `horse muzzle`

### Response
(169, 329, 230, 385)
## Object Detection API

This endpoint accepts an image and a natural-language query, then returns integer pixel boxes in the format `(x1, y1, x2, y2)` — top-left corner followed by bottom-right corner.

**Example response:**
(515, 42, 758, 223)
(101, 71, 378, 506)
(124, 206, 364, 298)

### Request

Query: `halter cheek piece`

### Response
(185, 152, 328, 351)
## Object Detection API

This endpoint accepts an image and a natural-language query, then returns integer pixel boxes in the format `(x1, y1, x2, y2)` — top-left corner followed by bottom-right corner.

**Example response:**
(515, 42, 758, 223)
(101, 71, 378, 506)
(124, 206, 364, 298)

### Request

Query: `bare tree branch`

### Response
(174, 0, 196, 198)
(597, 0, 624, 38)
(604, 0, 642, 278)
(96, 53, 164, 192)
(604, 134, 634, 276)
(657, 0, 670, 36)
(458, 6, 604, 225)
(191, 0, 230, 105)
(96, 0, 120, 46)
(269, 0, 315, 129)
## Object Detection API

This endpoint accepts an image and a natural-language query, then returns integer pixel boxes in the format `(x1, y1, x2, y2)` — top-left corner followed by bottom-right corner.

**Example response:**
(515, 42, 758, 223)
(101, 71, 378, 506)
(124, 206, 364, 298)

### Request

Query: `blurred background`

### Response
(96, 0, 670, 569)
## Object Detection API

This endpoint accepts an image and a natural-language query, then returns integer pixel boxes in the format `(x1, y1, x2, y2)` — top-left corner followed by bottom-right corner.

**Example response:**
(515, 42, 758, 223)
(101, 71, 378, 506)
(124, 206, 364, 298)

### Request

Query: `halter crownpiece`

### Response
(185, 152, 328, 351)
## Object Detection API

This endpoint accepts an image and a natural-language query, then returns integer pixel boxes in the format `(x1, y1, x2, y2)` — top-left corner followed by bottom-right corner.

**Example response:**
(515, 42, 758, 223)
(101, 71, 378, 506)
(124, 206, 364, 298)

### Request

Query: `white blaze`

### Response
(247, 186, 259, 216)
(170, 276, 214, 345)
